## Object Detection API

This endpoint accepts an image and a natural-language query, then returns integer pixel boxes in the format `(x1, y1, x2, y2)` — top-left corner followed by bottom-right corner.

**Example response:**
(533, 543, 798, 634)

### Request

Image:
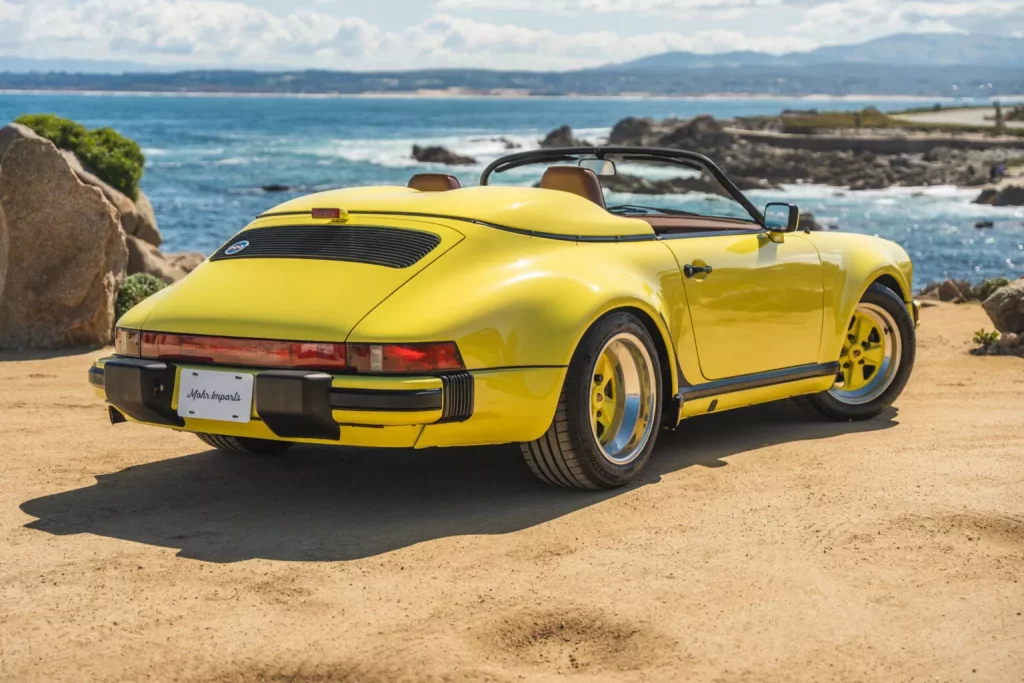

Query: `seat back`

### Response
(539, 166, 606, 208)
(408, 173, 461, 192)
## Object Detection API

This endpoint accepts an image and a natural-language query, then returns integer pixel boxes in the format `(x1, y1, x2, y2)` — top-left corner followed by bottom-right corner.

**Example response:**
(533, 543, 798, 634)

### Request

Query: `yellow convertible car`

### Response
(90, 147, 917, 489)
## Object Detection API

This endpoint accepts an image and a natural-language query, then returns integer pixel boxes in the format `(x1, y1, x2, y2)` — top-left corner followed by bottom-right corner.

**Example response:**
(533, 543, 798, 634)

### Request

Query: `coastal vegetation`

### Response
(115, 273, 165, 321)
(14, 114, 145, 199)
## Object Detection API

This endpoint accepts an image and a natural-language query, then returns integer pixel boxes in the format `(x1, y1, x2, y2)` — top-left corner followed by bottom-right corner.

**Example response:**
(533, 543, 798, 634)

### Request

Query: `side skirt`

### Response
(674, 362, 839, 417)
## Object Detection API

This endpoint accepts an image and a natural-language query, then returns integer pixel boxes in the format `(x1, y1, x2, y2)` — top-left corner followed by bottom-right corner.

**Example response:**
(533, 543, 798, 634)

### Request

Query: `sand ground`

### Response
(1, 302, 1022, 682)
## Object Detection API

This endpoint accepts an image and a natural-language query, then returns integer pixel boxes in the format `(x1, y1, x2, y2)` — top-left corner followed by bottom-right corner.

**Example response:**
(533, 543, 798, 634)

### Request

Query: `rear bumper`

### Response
(89, 356, 564, 449)
(911, 299, 920, 328)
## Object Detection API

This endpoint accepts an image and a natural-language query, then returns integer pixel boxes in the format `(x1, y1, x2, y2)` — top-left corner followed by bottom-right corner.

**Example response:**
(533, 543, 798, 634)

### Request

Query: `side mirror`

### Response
(579, 158, 617, 177)
(764, 202, 800, 232)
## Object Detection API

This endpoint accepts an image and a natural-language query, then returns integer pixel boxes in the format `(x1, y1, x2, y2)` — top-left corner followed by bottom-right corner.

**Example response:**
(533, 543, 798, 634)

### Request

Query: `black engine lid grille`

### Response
(211, 225, 442, 269)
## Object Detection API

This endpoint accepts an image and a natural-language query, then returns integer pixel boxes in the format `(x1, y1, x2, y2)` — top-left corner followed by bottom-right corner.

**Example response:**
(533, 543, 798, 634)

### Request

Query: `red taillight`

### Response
(137, 334, 463, 373)
(347, 343, 464, 373)
(311, 208, 341, 220)
(140, 333, 347, 371)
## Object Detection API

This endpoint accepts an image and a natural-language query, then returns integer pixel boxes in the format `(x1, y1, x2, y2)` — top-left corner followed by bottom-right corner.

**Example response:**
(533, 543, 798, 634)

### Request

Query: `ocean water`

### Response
(1, 93, 1022, 286)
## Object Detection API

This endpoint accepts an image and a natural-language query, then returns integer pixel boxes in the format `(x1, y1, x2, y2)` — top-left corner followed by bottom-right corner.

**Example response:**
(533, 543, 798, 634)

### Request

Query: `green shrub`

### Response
(973, 328, 1000, 347)
(116, 273, 166, 322)
(15, 113, 145, 200)
(974, 277, 1010, 302)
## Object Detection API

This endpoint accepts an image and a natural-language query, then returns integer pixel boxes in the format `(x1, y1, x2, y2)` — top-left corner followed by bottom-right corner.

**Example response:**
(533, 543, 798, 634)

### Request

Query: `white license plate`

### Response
(177, 369, 254, 423)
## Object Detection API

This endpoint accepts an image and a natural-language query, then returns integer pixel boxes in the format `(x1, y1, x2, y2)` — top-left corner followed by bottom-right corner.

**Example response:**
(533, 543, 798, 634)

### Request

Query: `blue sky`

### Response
(0, 0, 1022, 70)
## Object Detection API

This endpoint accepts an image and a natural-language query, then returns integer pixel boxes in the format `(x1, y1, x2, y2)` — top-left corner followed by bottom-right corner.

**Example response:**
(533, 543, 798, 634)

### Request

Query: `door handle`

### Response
(684, 264, 713, 278)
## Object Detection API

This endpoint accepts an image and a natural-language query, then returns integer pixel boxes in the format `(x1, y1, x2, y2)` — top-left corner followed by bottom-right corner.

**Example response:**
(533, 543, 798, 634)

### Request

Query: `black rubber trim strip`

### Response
(257, 209, 658, 243)
(679, 362, 840, 401)
(88, 365, 105, 389)
(657, 228, 764, 240)
(328, 387, 442, 411)
(439, 372, 474, 422)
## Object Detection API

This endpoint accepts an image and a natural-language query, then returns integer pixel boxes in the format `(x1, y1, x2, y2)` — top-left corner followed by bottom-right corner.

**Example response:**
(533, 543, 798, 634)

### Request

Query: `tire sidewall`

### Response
(817, 284, 916, 419)
(566, 313, 663, 487)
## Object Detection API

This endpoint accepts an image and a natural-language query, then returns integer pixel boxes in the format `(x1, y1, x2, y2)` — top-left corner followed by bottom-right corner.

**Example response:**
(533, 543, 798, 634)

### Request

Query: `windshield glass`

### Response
(485, 157, 758, 223)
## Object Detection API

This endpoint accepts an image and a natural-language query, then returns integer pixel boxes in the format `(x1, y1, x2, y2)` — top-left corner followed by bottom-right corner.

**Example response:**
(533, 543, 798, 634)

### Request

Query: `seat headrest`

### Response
(539, 166, 606, 208)
(408, 173, 461, 192)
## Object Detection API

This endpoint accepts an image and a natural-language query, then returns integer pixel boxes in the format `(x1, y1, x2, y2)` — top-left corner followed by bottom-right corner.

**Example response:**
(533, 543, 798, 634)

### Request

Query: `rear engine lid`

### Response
(135, 217, 463, 342)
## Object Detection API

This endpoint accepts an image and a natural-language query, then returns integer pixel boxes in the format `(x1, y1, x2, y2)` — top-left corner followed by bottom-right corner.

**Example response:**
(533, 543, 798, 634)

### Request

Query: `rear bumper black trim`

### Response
(103, 358, 184, 427)
(93, 357, 474, 439)
(328, 387, 442, 411)
(680, 362, 840, 401)
(256, 370, 340, 440)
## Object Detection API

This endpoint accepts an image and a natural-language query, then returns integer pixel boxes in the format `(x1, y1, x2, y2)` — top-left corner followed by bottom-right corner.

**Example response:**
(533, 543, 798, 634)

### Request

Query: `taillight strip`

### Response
(133, 333, 464, 374)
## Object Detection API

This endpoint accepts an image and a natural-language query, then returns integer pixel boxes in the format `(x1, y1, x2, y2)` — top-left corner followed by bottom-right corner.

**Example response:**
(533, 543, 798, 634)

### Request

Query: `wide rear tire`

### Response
(800, 283, 915, 421)
(521, 312, 663, 490)
(196, 433, 294, 456)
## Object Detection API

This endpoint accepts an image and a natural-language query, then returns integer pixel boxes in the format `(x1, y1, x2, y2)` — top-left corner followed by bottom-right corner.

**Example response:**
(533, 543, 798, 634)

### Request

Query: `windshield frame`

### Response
(480, 146, 766, 227)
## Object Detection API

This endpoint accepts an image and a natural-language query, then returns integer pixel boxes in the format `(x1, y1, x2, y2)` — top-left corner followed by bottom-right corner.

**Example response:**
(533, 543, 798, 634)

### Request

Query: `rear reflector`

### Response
(137, 334, 464, 374)
(141, 333, 347, 371)
(114, 328, 142, 357)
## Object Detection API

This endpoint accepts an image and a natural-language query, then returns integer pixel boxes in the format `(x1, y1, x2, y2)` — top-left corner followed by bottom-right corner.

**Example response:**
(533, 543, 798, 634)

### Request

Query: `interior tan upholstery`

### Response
(539, 167, 606, 208)
(408, 173, 462, 192)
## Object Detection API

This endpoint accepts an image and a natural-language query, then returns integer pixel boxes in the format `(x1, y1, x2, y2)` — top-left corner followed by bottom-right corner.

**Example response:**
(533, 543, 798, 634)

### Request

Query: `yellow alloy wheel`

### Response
(589, 332, 657, 465)
(829, 302, 902, 405)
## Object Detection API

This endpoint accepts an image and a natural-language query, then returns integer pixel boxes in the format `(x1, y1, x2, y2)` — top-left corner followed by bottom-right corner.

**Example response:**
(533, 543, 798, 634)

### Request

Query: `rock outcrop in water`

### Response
(539, 125, 591, 148)
(412, 145, 476, 165)
(974, 185, 1024, 206)
(599, 115, 1017, 191)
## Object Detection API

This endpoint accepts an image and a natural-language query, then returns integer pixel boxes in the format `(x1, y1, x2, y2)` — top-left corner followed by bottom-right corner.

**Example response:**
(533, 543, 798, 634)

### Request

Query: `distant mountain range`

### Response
(1, 34, 1022, 97)
(611, 33, 1024, 70)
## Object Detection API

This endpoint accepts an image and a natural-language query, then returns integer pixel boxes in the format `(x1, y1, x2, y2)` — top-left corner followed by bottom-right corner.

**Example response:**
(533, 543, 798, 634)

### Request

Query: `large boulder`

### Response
(982, 280, 1024, 334)
(1, 122, 162, 247)
(59, 148, 163, 246)
(0, 202, 7, 311)
(938, 279, 967, 303)
(0, 136, 127, 349)
(125, 235, 204, 283)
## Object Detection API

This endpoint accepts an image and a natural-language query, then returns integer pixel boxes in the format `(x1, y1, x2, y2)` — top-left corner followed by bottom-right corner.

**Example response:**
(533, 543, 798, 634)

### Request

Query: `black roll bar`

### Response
(480, 146, 765, 227)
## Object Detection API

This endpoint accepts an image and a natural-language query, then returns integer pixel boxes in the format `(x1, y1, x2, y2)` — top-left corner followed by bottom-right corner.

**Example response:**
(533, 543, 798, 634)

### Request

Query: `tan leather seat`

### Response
(539, 166, 606, 208)
(408, 173, 461, 192)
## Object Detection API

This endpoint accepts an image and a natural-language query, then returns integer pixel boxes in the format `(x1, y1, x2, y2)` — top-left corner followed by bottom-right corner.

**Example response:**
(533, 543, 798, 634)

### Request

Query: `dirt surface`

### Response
(1, 302, 1022, 682)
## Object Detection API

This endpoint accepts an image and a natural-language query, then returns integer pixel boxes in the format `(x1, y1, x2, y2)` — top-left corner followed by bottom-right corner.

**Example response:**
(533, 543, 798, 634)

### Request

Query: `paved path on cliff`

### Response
(894, 106, 1024, 130)
(1, 303, 1023, 682)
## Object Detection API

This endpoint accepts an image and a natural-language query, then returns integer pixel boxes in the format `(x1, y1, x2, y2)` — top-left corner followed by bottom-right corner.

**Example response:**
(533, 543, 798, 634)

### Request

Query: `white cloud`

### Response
(794, 0, 1024, 37)
(435, 0, 785, 19)
(0, 1, 819, 69)
(0, 0, 1020, 70)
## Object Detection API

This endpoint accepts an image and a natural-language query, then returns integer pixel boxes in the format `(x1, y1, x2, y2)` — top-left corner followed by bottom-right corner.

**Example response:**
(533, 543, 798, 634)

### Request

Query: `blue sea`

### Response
(1, 93, 1022, 286)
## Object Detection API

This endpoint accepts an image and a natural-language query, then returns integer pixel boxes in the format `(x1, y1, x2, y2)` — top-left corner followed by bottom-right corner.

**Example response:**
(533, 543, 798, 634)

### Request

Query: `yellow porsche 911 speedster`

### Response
(90, 147, 918, 489)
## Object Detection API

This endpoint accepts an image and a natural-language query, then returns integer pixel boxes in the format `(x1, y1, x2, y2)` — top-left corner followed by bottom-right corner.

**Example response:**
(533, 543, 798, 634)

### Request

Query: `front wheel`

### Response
(520, 312, 663, 490)
(800, 283, 916, 421)
(196, 433, 294, 456)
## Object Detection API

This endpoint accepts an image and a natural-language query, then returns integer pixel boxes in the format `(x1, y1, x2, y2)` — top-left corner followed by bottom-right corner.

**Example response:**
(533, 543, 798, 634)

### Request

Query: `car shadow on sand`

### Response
(20, 401, 897, 563)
